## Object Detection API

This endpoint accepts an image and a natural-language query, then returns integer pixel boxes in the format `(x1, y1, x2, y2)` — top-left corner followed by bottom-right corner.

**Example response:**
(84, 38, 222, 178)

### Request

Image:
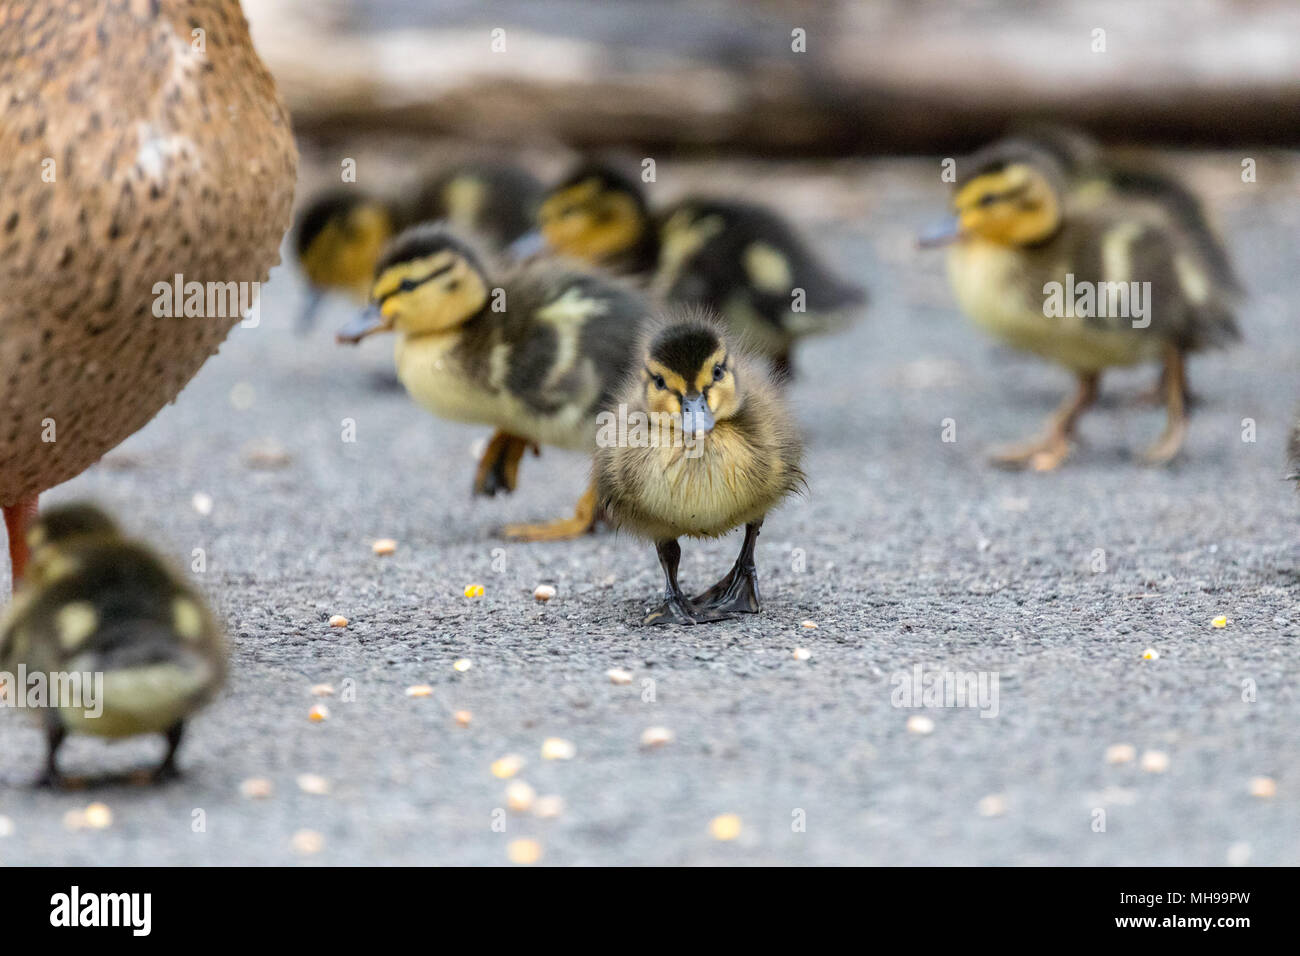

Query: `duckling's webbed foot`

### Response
(692, 521, 763, 615)
(473, 431, 533, 497)
(989, 371, 1099, 472)
(642, 538, 726, 627)
(503, 484, 597, 542)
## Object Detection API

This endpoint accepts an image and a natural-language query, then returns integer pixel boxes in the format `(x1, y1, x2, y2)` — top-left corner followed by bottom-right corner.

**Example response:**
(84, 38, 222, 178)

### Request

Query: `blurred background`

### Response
(248, 0, 1300, 157)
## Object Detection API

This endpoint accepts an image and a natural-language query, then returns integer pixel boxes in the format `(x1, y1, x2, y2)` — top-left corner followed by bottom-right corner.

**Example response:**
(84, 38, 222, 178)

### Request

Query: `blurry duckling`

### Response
(336, 225, 650, 540)
(0, 505, 226, 786)
(533, 162, 864, 379)
(294, 162, 544, 332)
(920, 136, 1240, 470)
(595, 313, 804, 625)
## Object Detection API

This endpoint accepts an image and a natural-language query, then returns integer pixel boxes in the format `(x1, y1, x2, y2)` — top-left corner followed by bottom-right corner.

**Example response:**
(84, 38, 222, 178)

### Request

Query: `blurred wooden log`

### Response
(244, 0, 1300, 153)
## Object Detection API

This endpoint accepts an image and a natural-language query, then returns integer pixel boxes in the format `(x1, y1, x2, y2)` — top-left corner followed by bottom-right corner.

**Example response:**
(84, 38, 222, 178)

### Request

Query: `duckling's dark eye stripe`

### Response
(380, 262, 455, 302)
(981, 182, 1031, 205)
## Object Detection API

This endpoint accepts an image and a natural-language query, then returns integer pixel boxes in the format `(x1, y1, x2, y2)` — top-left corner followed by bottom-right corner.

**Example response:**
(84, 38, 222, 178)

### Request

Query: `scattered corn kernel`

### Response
(541, 737, 576, 761)
(310, 683, 335, 697)
(308, 704, 329, 722)
(640, 726, 674, 748)
(792, 647, 812, 661)
(0, 815, 14, 838)
(977, 794, 1007, 817)
(906, 715, 935, 735)
(506, 780, 536, 812)
(801, 620, 818, 630)
(1141, 648, 1160, 660)
(1249, 776, 1277, 798)
(709, 814, 742, 841)
(296, 773, 330, 795)
(464, 584, 485, 598)
(1140, 750, 1170, 773)
(1212, 615, 1228, 629)
(534, 795, 565, 819)
(534, 584, 557, 603)
(453, 658, 473, 672)
(291, 829, 325, 855)
(191, 492, 214, 516)
(1105, 744, 1136, 765)
(606, 668, 633, 685)
(239, 778, 273, 799)
(328, 615, 348, 628)
(492, 754, 525, 779)
(405, 684, 434, 698)
(372, 538, 397, 556)
(454, 709, 473, 727)
(83, 803, 113, 829)
(507, 838, 542, 864)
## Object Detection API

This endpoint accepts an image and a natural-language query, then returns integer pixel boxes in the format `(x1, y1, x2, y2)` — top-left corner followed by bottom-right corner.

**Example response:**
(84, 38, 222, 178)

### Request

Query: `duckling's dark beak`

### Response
(296, 288, 326, 335)
(681, 392, 715, 437)
(918, 215, 963, 248)
(507, 229, 548, 261)
(336, 305, 388, 345)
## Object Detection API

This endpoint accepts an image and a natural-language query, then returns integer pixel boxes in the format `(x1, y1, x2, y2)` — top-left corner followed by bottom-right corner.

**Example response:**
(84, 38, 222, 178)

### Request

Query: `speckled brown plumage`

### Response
(0, 0, 296, 508)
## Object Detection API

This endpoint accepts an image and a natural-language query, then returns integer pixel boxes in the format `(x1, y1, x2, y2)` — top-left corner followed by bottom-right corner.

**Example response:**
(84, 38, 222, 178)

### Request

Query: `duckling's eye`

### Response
(397, 278, 420, 293)
(652, 374, 666, 390)
(712, 363, 725, 382)
(977, 193, 998, 208)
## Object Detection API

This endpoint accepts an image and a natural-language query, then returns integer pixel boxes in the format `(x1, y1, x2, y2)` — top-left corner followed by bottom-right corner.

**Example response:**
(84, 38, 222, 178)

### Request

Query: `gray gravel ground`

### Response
(1, 153, 1298, 865)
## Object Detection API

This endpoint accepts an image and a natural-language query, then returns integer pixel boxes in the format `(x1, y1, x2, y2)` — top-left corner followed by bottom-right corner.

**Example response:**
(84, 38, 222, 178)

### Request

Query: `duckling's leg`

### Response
(1141, 345, 1188, 465)
(692, 520, 764, 616)
(3, 494, 39, 584)
(643, 539, 723, 626)
(153, 721, 186, 782)
(33, 723, 66, 788)
(473, 431, 535, 497)
(502, 484, 600, 542)
(990, 372, 1099, 472)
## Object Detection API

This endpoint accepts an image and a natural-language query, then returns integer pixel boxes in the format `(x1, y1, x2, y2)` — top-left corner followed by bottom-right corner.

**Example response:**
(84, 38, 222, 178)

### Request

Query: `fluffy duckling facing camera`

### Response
(295, 162, 544, 331)
(337, 225, 650, 540)
(595, 314, 804, 625)
(920, 136, 1240, 470)
(0, 505, 226, 786)
(534, 162, 864, 379)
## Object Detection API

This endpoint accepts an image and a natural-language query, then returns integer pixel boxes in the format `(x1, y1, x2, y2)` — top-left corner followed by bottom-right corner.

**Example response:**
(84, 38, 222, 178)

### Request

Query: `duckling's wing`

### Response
(659, 200, 864, 334)
(410, 162, 545, 250)
(1098, 166, 1244, 296)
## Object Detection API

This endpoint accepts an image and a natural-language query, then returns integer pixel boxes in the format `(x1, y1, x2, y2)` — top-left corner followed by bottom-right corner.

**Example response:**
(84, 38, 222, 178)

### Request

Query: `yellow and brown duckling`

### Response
(336, 224, 651, 540)
(920, 135, 1240, 470)
(0, 504, 226, 785)
(294, 161, 544, 330)
(595, 314, 804, 625)
(0, 0, 297, 589)
(535, 162, 864, 379)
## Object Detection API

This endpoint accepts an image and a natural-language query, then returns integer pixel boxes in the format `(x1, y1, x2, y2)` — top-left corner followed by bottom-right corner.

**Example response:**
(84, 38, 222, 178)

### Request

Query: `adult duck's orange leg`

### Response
(3, 494, 39, 585)
(502, 484, 599, 542)
(1141, 345, 1188, 465)
(990, 371, 1099, 472)
(473, 431, 535, 497)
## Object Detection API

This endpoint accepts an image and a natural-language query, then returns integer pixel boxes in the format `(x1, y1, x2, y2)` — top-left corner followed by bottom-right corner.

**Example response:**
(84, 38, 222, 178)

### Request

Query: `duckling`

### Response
(920, 136, 1240, 470)
(0, 504, 226, 785)
(0, 0, 297, 589)
(294, 161, 543, 331)
(534, 162, 864, 379)
(595, 314, 804, 625)
(336, 224, 650, 540)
